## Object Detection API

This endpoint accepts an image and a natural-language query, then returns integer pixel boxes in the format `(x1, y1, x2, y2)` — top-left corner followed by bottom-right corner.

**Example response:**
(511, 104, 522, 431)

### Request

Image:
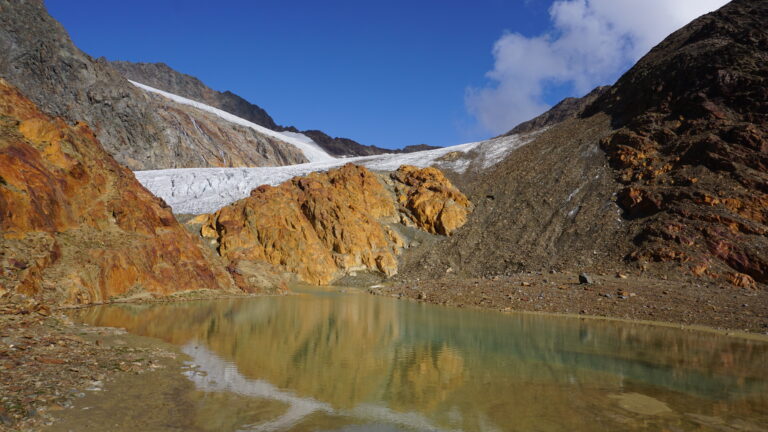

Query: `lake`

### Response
(59, 287, 768, 431)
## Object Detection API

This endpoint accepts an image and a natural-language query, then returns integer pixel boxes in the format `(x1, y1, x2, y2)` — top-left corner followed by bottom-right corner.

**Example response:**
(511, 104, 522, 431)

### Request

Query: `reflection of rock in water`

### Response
(385, 344, 465, 412)
(73, 294, 768, 431)
(182, 343, 458, 432)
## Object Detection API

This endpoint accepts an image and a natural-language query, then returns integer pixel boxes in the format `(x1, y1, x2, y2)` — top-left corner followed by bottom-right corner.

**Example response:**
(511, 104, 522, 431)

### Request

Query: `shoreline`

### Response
(0, 289, 272, 431)
(375, 272, 768, 336)
(377, 293, 768, 343)
(0, 310, 188, 431)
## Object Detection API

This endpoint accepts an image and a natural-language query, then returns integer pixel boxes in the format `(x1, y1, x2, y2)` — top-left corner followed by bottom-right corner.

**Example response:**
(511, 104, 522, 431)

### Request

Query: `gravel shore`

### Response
(375, 272, 768, 335)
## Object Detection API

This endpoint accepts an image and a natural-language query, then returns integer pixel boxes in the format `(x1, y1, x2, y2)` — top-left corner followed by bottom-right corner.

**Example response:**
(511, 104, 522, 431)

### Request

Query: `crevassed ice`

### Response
(131, 83, 542, 214)
(135, 132, 538, 215)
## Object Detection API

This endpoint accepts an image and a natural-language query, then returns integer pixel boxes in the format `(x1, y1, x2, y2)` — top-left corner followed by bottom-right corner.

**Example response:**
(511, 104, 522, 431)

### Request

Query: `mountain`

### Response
(400, 0, 768, 287)
(593, 0, 768, 286)
(110, 60, 441, 157)
(0, 1, 315, 169)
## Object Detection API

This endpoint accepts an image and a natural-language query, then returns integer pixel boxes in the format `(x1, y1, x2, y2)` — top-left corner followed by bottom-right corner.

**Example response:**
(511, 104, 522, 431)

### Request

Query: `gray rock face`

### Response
(0, 1, 307, 169)
(0, 0, 164, 169)
(144, 91, 307, 168)
(111, 60, 442, 157)
(110, 61, 280, 130)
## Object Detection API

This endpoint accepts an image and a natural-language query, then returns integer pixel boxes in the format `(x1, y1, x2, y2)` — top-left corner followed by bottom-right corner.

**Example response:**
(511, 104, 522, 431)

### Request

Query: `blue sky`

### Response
(46, 0, 726, 149)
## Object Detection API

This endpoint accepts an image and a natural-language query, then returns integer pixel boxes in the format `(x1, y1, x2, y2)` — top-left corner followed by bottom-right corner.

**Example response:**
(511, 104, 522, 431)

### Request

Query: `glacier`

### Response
(130, 81, 540, 214)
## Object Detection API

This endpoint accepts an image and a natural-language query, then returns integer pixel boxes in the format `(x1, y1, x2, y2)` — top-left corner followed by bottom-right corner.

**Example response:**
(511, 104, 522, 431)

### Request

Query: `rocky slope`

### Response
(0, 79, 238, 306)
(110, 61, 281, 130)
(592, 0, 768, 287)
(111, 60, 441, 157)
(0, 1, 309, 169)
(196, 164, 471, 285)
(141, 89, 307, 167)
(401, 0, 767, 288)
(0, 0, 162, 170)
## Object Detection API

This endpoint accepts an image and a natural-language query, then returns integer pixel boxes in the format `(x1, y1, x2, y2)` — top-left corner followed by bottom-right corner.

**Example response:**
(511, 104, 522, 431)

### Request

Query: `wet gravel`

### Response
(0, 301, 180, 431)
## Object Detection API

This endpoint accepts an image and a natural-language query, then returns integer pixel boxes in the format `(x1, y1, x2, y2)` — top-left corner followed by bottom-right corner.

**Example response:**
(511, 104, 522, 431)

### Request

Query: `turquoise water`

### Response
(66, 289, 768, 431)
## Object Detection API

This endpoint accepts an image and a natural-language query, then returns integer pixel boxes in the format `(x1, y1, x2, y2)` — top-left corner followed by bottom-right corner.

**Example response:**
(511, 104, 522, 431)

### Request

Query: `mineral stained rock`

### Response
(200, 164, 471, 285)
(594, 0, 768, 285)
(391, 165, 472, 236)
(0, 79, 236, 306)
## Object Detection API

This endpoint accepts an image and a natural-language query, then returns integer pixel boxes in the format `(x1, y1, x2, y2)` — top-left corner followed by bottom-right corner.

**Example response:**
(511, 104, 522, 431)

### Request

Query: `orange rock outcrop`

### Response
(0, 79, 236, 305)
(391, 165, 471, 235)
(200, 164, 471, 285)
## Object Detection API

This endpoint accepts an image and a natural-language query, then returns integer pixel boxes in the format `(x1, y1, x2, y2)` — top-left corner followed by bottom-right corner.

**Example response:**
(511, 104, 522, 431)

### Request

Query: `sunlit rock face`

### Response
(0, 79, 236, 305)
(199, 163, 471, 285)
(391, 165, 472, 235)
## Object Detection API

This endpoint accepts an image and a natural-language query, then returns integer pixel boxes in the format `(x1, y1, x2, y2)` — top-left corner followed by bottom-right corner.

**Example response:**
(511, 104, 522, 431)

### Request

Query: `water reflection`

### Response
(73, 290, 768, 431)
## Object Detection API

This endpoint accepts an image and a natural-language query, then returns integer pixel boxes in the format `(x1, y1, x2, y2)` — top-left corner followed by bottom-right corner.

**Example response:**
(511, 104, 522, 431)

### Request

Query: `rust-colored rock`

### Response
(729, 273, 757, 290)
(0, 79, 236, 306)
(391, 165, 472, 235)
(594, 0, 768, 287)
(201, 164, 470, 285)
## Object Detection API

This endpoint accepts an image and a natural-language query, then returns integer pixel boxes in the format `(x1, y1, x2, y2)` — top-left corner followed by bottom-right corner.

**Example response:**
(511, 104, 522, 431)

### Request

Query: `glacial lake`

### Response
(60, 287, 768, 431)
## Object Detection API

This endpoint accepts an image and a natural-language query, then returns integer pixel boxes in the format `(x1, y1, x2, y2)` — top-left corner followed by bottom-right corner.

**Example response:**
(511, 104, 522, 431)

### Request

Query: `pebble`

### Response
(579, 273, 593, 284)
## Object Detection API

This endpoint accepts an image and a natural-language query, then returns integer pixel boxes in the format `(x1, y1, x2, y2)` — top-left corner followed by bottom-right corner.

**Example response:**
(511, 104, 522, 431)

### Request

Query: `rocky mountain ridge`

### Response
(0, 1, 311, 169)
(593, 0, 768, 286)
(504, 86, 610, 136)
(111, 60, 441, 157)
(110, 61, 281, 130)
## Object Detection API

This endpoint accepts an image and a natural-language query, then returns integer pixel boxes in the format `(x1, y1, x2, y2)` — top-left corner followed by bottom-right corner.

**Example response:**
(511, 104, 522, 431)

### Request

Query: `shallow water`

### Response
(64, 288, 768, 431)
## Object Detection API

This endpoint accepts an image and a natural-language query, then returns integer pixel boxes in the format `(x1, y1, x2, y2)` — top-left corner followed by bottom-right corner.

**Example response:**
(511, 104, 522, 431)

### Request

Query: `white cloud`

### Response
(466, 0, 730, 135)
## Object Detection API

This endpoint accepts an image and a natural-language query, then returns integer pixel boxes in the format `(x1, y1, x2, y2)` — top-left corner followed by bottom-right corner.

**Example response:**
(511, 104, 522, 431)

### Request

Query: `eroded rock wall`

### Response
(0, 79, 236, 305)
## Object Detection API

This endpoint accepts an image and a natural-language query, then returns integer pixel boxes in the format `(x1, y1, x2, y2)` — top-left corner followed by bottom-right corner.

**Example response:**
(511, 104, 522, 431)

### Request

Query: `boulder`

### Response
(578, 273, 593, 284)
(391, 165, 472, 235)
